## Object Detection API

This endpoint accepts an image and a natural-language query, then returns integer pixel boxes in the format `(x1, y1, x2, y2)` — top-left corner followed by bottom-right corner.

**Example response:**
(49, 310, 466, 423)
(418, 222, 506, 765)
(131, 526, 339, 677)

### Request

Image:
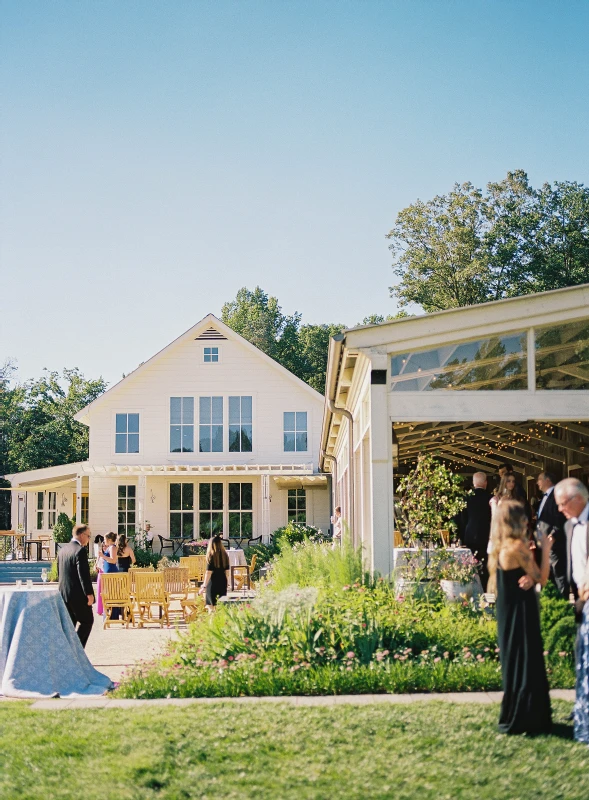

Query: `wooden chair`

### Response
(129, 566, 155, 596)
(180, 555, 207, 585)
(164, 567, 199, 621)
(37, 534, 53, 560)
(230, 564, 251, 591)
(248, 554, 258, 588)
(101, 573, 133, 628)
(135, 571, 170, 627)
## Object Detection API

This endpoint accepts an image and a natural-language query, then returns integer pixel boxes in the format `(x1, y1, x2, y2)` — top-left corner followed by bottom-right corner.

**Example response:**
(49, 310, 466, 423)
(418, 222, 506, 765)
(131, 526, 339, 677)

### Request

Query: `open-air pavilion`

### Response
(320, 283, 589, 575)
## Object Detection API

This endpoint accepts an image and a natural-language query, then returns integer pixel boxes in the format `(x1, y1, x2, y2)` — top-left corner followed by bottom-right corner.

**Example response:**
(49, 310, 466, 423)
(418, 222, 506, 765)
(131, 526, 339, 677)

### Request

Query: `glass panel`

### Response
(212, 483, 223, 509)
(229, 396, 240, 424)
(115, 414, 127, 433)
(241, 426, 253, 452)
(36, 512, 43, 529)
(118, 485, 126, 498)
(228, 483, 240, 510)
(229, 426, 240, 452)
(182, 426, 194, 452)
(199, 512, 212, 537)
(212, 425, 223, 452)
(284, 432, 295, 452)
(212, 397, 223, 424)
(127, 512, 135, 525)
(48, 493, 56, 509)
(211, 350, 219, 362)
(170, 513, 181, 537)
(288, 497, 297, 510)
(128, 414, 139, 433)
(228, 512, 240, 536)
(199, 427, 211, 452)
(200, 397, 211, 424)
(535, 318, 589, 390)
(127, 434, 139, 453)
(181, 513, 194, 539)
(183, 397, 194, 423)
(296, 412, 307, 431)
(199, 483, 211, 511)
(170, 426, 182, 453)
(170, 483, 181, 510)
(127, 486, 136, 497)
(118, 525, 126, 535)
(241, 396, 252, 423)
(390, 332, 528, 391)
(37, 492, 44, 510)
(182, 483, 194, 510)
(118, 512, 126, 525)
(170, 397, 182, 424)
(115, 433, 127, 453)
(118, 498, 126, 511)
(284, 412, 295, 431)
(211, 511, 223, 534)
(241, 483, 252, 510)
(127, 498, 136, 511)
(296, 432, 307, 452)
(241, 512, 253, 536)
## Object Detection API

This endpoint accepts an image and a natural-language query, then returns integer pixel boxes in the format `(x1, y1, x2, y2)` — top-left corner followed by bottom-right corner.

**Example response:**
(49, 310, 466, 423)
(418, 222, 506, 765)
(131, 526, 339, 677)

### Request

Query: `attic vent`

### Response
(195, 327, 227, 341)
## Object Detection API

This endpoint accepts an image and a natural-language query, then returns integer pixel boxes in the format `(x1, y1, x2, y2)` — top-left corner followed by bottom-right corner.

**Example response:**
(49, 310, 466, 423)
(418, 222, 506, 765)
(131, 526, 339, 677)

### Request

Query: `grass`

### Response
(0, 700, 586, 799)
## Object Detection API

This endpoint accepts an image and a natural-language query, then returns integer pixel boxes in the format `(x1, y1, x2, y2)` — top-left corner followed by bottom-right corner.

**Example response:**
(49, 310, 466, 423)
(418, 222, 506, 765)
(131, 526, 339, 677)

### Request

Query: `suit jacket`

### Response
(565, 518, 589, 594)
(58, 540, 94, 608)
(459, 488, 492, 554)
(537, 491, 567, 534)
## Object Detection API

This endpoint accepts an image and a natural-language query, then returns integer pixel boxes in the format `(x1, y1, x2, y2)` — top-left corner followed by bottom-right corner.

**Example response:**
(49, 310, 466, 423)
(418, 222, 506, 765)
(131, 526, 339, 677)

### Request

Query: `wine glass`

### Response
(41, 568, 48, 584)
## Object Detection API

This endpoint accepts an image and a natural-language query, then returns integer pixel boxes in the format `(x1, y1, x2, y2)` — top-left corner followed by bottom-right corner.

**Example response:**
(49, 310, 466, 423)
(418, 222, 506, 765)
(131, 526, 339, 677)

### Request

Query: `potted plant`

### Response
(52, 513, 74, 554)
(394, 548, 439, 600)
(395, 454, 466, 548)
(431, 549, 481, 601)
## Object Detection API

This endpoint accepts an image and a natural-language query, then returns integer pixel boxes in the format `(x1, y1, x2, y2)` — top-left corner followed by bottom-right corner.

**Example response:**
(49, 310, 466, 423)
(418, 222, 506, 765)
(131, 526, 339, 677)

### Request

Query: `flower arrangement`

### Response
(396, 454, 467, 547)
(186, 539, 209, 548)
(431, 550, 480, 584)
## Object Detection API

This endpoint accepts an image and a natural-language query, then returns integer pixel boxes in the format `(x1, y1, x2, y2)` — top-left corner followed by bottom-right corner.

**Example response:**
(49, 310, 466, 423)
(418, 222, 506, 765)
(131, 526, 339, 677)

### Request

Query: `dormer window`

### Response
(204, 347, 219, 363)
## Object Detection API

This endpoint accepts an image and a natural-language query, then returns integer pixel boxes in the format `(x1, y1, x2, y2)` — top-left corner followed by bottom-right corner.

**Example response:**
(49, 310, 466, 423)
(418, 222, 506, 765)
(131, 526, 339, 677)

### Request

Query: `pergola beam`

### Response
(491, 423, 589, 458)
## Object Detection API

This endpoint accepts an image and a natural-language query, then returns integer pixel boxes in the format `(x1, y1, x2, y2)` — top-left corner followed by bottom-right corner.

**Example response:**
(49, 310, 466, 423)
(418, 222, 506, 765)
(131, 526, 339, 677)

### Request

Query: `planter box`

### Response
(395, 578, 438, 600)
(440, 579, 478, 602)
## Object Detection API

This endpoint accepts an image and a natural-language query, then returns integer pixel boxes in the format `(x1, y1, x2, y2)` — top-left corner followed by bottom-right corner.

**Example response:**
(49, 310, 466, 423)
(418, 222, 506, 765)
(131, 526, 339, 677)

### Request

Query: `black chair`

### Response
(220, 538, 230, 549)
(247, 536, 262, 547)
(158, 534, 176, 556)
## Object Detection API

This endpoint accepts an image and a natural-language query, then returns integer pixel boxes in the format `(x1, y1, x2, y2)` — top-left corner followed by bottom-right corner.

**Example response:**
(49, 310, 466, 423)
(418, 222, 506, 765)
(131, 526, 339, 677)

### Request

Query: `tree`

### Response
(296, 323, 346, 393)
(388, 170, 589, 312)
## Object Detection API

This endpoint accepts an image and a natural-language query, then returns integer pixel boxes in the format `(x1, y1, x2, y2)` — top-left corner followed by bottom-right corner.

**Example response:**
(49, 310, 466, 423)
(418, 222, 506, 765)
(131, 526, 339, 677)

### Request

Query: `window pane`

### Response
(170, 513, 182, 537)
(200, 397, 211, 424)
(211, 511, 223, 534)
(118, 512, 126, 525)
(212, 397, 223, 424)
(115, 414, 127, 433)
(127, 498, 136, 511)
(37, 512, 43, 529)
(127, 434, 139, 453)
(241, 512, 253, 536)
(229, 426, 240, 452)
(211, 351, 219, 362)
(181, 513, 194, 539)
(127, 512, 135, 525)
(199, 483, 211, 511)
(118, 524, 126, 535)
(241, 426, 253, 452)
(118, 485, 126, 498)
(128, 414, 140, 433)
(296, 412, 307, 430)
(128, 486, 136, 497)
(170, 483, 181, 510)
(241, 483, 252, 510)
(199, 427, 211, 452)
(535, 319, 589, 390)
(183, 397, 194, 423)
(284, 432, 295, 452)
(170, 397, 182, 424)
(182, 426, 194, 452)
(228, 483, 240, 510)
(118, 498, 126, 511)
(170, 426, 182, 452)
(228, 512, 240, 536)
(288, 497, 297, 511)
(212, 483, 223, 509)
(37, 492, 44, 510)
(199, 512, 212, 537)
(182, 483, 194, 511)
(241, 396, 252, 423)
(284, 412, 295, 432)
(115, 433, 127, 453)
(296, 432, 308, 452)
(212, 425, 223, 452)
(229, 396, 240, 424)
(391, 332, 528, 391)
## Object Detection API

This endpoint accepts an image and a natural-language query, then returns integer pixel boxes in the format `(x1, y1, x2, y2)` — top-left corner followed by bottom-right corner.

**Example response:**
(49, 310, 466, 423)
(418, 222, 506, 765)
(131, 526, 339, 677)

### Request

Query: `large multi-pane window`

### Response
(390, 332, 528, 391)
(228, 482, 253, 538)
(284, 412, 307, 452)
(535, 319, 589, 390)
(170, 483, 194, 539)
(47, 492, 57, 529)
(118, 485, 136, 535)
(287, 489, 306, 523)
(204, 347, 219, 363)
(199, 483, 224, 537)
(36, 492, 44, 530)
(199, 397, 223, 452)
(170, 397, 194, 453)
(115, 413, 140, 453)
(229, 396, 253, 452)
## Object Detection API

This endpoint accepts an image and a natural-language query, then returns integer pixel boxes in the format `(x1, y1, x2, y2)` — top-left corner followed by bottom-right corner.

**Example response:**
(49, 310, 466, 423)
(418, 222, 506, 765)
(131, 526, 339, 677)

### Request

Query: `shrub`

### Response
(243, 542, 279, 579)
(133, 545, 162, 568)
(273, 521, 327, 549)
(52, 513, 73, 544)
(267, 540, 366, 591)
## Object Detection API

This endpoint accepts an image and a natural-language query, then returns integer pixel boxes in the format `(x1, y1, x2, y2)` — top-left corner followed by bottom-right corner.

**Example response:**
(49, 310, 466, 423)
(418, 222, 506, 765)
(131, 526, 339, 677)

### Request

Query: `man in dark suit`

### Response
(458, 472, 492, 590)
(57, 523, 95, 648)
(536, 471, 568, 596)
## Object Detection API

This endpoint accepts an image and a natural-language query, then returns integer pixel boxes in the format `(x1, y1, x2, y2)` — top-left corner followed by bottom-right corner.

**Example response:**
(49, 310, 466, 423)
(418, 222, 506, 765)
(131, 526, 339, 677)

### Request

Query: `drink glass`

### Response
(41, 569, 48, 583)
(26, 579, 33, 589)
(15, 579, 22, 588)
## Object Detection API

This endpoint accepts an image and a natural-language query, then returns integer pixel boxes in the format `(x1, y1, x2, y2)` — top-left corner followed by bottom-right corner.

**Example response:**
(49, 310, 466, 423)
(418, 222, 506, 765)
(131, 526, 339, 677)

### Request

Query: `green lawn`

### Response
(0, 700, 587, 799)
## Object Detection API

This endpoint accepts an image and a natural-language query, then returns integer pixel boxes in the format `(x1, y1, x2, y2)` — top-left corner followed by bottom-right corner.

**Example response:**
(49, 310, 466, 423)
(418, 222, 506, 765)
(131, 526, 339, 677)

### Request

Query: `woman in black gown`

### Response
(199, 534, 230, 610)
(488, 500, 553, 735)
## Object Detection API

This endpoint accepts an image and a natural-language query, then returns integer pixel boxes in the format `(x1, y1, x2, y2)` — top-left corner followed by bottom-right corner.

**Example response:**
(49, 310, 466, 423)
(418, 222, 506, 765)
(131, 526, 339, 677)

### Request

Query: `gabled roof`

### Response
(74, 314, 323, 423)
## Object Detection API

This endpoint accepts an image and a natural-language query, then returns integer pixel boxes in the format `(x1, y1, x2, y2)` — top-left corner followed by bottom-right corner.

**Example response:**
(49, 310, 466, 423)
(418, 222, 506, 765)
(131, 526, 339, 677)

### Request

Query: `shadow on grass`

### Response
(550, 722, 574, 741)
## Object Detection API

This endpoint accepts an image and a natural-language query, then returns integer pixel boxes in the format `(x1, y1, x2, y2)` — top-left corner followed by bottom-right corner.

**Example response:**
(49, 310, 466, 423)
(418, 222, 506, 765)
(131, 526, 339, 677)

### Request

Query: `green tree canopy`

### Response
(388, 170, 589, 312)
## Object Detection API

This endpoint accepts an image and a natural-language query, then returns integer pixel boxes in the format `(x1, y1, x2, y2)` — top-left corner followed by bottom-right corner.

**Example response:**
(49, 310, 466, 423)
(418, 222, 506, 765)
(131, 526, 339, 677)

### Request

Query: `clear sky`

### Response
(2, 0, 588, 387)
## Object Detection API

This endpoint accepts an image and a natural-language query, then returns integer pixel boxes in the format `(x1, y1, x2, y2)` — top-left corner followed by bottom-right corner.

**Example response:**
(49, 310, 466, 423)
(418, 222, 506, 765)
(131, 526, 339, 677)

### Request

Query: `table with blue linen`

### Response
(0, 586, 112, 698)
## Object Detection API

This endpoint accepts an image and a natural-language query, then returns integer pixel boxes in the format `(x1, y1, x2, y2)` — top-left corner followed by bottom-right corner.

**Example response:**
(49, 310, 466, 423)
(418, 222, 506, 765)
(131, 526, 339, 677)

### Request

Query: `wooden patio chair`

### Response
(101, 573, 133, 628)
(248, 554, 258, 588)
(230, 564, 251, 591)
(180, 555, 207, 585)
(135, 571, 170, 627)
(163, 566, 199, 622)
(129, 565, 155, 596)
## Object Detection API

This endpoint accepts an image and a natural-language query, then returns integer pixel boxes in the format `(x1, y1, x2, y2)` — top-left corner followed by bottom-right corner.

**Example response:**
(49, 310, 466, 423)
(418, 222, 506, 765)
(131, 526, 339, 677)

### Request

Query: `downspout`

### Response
(327, 399, 354, 542)
(320, 450, 337, 532)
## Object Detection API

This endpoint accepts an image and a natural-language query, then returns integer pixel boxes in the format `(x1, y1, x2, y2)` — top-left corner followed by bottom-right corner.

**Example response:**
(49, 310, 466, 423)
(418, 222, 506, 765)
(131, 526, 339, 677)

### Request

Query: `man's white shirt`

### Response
(571, 501, 589, 590)
(537, 486, 554, 519)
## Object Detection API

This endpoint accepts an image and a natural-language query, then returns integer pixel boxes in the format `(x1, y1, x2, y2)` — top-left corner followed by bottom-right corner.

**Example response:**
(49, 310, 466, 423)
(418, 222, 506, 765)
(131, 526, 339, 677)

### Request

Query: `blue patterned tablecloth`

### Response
(0, 586, 112, 698)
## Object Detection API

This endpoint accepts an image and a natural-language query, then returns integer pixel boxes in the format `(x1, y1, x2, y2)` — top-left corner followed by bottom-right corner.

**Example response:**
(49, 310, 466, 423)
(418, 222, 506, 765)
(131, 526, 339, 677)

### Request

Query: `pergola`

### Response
(320, 283, 589, 575)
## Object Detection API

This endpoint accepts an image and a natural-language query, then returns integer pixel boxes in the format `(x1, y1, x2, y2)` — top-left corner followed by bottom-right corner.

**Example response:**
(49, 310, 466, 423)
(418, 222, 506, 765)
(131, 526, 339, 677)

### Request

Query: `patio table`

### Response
(0, 585, 112, 698)
(227, 549, 247, 568)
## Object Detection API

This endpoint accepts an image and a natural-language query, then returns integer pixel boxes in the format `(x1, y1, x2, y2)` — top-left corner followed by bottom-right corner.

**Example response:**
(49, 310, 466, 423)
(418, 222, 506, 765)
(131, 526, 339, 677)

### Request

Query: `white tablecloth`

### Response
(227, 549, 247, 568)
(0, 586, 112, 698)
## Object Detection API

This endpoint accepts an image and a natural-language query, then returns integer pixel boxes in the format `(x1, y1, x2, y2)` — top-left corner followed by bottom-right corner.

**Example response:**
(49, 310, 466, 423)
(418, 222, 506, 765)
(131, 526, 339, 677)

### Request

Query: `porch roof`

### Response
(81, 463, 315, 477)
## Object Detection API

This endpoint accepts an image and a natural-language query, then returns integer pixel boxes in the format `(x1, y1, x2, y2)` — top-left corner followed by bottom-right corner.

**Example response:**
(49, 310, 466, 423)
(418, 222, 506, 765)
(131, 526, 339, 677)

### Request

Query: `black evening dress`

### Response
(496, 566, 552, 735)
(205, 559, 228, 606)
(118, 555, 132, 572)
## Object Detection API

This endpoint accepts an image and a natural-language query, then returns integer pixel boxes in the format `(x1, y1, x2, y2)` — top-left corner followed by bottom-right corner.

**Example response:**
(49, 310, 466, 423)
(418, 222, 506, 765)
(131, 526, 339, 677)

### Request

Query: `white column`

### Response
(261, 474, 270, 543)
(138, 474, 146, 532)
(369, 356, 395, 577)
(75, 475, 83, 528)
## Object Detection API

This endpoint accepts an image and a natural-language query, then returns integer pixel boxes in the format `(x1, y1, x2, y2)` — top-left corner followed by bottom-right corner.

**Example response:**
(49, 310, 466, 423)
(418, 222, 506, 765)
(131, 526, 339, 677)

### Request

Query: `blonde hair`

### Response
(495, 472, 516, 500)
(487, 500, 528, 593)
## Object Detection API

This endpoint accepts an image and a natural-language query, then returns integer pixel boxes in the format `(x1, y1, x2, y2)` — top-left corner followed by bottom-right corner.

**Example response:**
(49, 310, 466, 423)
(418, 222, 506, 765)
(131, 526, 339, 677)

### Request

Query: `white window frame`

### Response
(117, 484, 137, 536)
(47, 491, 57, 529)
(169, 481, 195, 540)
(198, 396, 224, 453)
(287, 488, 307, 523)
(228, 396, 253, 453)
(283, 411, 308, 452)
(36, 491, 44, 530)
(203, 345, 220, 364)
(113, 411, 141, 455)
(170, 397, 195, 454)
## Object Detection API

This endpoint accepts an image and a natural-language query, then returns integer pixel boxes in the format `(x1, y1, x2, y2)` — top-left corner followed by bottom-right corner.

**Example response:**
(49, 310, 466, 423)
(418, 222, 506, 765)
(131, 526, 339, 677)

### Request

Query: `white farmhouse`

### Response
(6, 315, 330, 553)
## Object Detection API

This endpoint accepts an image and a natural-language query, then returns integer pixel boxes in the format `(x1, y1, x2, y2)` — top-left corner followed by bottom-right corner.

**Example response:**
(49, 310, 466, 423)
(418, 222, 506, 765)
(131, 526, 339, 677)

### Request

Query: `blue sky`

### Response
(2, 1, 588, 387)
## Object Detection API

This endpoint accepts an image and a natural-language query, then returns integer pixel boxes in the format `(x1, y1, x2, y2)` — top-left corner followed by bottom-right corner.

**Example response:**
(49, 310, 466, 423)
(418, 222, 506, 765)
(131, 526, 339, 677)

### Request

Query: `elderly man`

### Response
(57, 523, 95, 648)
(459, 472, 492, 590)
(555, 478, 589, 606)
(536, 471, 568, 596)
